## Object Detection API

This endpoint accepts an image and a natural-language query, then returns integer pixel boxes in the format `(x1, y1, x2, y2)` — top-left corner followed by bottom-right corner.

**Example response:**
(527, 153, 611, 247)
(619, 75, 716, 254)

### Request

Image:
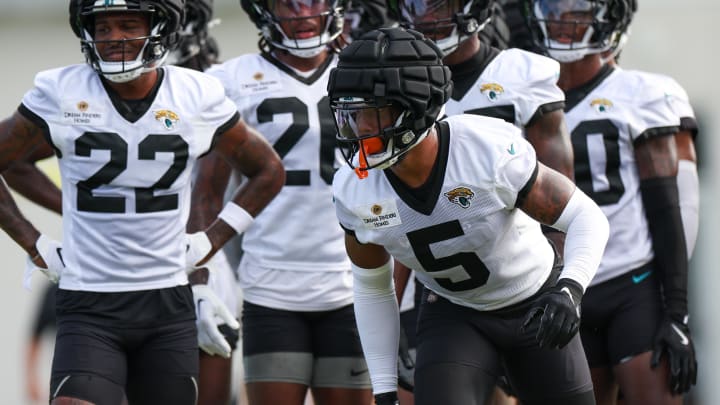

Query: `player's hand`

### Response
(191, 284, 240, 358)
(23, 234, 65, 289)
(186, 232, 213, 274)
(397, 324, 415, 392)
(651, 316, 697, 394)
(374, 391, 399, 405)
(521, 278, 583, 349)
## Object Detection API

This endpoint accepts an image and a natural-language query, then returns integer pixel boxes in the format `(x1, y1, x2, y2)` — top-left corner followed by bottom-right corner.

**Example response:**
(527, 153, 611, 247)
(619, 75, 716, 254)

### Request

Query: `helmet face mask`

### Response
(394, 0, 493, 56)
(332, 99, 419, 172)
(69, 0, 185, 82)
(327, 28, 453, 176)
(527, 0, 627, 63)
(242, 0, 345, 58)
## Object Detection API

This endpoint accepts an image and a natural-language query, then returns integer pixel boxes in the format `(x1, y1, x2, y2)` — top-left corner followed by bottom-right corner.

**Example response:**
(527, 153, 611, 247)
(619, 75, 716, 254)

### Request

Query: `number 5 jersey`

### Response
(19, 64, 239, 292)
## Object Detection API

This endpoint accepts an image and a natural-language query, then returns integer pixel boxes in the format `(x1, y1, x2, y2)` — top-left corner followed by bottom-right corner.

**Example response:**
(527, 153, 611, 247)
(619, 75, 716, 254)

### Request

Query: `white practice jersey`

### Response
(564, 66, 681, 286)
(334, 115, 556, 311)
(20, 64, 239, 292)
(208, 54, 353, 310)
(445, 48, 564, 129)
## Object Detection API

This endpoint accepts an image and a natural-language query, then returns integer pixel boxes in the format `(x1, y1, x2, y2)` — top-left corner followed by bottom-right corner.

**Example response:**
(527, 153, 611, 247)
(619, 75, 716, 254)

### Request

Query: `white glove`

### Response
(192, 284, 240, 358)
(186, 232, 213, 275)
(23, 234, 65, 290)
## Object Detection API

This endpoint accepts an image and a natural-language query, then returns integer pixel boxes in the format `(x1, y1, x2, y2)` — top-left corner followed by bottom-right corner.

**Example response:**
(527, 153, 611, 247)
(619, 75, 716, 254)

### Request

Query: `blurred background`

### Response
(0, 0, 717, 404)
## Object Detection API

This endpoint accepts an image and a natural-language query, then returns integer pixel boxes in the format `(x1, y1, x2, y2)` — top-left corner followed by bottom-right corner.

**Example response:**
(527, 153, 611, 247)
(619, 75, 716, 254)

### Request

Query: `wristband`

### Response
(217, 202, 254, 235)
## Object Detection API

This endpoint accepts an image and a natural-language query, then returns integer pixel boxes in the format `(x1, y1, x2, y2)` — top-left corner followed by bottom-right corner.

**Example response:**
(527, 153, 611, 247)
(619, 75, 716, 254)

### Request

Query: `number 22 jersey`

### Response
(19, 64, 239, 292)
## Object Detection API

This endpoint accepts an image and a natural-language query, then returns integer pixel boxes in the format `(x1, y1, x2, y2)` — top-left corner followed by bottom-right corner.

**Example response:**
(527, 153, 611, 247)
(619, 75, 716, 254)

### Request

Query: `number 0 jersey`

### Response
(19, 64, 239, 292)
(208, 53, 353, 310)
(333, 115, 555, 311)
(564, 65, 681, 286)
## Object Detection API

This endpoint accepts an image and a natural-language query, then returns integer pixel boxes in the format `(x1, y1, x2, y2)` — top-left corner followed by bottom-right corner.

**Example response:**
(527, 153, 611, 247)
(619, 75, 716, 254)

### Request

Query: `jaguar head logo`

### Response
(154, 109, 180, 130)
(480, 83, 504, 101)
(444, 187, 475, 209)
(590, 98, 613, 113)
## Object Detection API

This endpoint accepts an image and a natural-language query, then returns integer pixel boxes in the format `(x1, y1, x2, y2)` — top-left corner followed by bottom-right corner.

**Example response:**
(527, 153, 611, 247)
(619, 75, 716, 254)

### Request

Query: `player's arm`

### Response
(675, 129, 698, 258)
(0, 111, 49, 258)
(3, 142, 61, 215)
(525, 109, 574, 256)
(518, 163, 609, 348)
(635, 133, 697, 393)
(189, 118, 284, 270)
(345, 233, 400, 400)
(393, 260, 412, 305)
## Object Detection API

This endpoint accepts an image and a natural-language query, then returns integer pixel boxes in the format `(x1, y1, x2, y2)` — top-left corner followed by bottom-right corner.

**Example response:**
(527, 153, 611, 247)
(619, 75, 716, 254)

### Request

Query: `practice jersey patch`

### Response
(61, 99, 106, 125)
(238, 70, 284, 95)
(354, 199, 402, 229)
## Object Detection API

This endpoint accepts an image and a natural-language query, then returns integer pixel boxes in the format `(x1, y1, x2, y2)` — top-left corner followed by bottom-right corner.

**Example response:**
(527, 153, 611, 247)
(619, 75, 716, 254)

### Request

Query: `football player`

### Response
(525, 0, 698, 403)
(389, 2, 575, 402)
(328, 27, 609, 405)
(193, 0, 374, 404)
(603, 0, 699, 260)
(0, 1, 284, 403)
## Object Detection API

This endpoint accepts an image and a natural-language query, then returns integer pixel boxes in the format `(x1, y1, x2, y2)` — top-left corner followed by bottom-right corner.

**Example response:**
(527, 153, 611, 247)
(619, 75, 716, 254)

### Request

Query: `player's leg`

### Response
(398, 308, 418, 405)
(123, 286, 199, 405)
(606, 268, 681, 404)
(242, 301, 312, 405)
(306, 304, 373, 405)
(413, 290, 501, 405)
(49, 291, 128, 405)
(125, 318, 199, 405)
(505, 333, 595, 405)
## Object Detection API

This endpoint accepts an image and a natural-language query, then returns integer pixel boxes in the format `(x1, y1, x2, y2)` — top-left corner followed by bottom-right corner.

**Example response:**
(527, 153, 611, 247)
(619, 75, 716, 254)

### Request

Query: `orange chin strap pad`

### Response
(354, 137, 385, 179)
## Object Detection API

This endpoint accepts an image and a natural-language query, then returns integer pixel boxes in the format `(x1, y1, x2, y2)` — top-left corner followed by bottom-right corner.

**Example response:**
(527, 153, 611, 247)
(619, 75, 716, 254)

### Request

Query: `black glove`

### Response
(521, 278, 583, 349)
(374, 391, 399, 405)
(397, 324, 415, 392)
(650, 316, 697, 394)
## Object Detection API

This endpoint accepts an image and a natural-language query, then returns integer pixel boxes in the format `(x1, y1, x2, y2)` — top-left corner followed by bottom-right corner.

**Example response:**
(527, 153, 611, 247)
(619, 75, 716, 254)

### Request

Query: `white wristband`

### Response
(217, 202, 254, 235)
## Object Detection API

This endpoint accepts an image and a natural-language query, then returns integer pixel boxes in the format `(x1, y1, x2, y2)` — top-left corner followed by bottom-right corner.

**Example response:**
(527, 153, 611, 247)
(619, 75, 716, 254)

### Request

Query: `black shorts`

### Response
(413, 263, 594, 405)
(241, 301, 371, 388)
(580, 263, 663, 367)
(50, 286, 199, 405)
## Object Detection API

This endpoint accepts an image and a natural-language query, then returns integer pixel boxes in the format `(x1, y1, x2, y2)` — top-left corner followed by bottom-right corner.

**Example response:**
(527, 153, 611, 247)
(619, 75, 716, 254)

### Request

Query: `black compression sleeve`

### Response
(639, 176, 689, 320)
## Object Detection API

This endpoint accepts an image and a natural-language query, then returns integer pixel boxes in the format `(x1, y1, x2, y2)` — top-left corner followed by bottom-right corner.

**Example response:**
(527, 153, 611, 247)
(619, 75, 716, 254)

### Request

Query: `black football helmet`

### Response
(603, 0, 635, 61)
(69, 0, 185, 82)
(388, 0, 494, 56)
(327, 27, 452, 174)
(525, 0, 629, 63)
(241, 0, 346, 57)
(167, 0, 220, 70)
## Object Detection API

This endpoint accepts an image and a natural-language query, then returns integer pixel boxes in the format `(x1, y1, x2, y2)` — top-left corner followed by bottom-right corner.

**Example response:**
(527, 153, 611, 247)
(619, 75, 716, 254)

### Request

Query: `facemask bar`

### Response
(532, 0, 611, 63)
(399, 0, 488, 56)
(263, 0, 344, 58)
(79, 9, 167, 83)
